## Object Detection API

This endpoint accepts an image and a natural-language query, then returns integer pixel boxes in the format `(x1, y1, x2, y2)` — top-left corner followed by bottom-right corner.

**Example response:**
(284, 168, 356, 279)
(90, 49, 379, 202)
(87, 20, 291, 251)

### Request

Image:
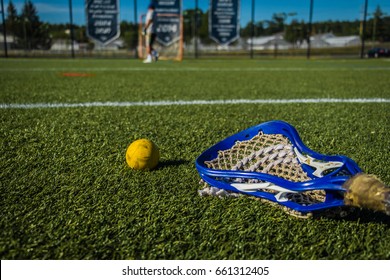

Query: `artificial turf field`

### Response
(0, 58, 389, 260)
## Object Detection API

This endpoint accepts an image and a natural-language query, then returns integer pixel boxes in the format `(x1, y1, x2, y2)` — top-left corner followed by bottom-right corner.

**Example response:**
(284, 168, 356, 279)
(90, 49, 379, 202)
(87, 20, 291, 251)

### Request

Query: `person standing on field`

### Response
(142, 3, 159, 63)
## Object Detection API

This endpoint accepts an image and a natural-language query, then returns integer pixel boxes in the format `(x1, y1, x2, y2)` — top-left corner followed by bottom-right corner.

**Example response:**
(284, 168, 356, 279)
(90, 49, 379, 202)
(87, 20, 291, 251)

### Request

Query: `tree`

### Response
(269, 13, 286, 34)
(381, 16, 390, 42)
(5, 0, 18, 38)
(14, 0, 51, 49)
(21, 0, 38, 49)
(6, 0, 18, 30)
(197, 10, 212, 44)
(120, 21, 137, 49)
(241, 20, 267, 38)
(183, 9, 208, 44)
(284, 20, 300, 47)
(372, 6, 387, 42)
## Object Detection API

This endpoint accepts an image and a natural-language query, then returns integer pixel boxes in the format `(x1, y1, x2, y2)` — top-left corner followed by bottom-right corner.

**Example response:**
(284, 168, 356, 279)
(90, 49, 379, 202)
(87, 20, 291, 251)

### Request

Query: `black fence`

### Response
(1, 0, 389, 59)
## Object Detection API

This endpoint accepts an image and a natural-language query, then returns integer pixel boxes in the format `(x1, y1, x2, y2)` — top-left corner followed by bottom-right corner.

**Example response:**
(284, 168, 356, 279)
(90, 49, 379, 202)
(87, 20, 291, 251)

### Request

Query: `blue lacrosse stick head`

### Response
(196, 120, 362, 213)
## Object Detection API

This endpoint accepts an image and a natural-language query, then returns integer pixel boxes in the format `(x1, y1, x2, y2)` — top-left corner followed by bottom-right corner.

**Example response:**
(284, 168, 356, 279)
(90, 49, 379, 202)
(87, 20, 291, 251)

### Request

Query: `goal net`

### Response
(138, 13, 183, 61)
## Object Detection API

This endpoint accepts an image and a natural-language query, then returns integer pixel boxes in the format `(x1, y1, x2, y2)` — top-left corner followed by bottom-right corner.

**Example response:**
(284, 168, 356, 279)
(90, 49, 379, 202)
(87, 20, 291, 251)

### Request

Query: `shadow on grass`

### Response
(343, 209, 390, 226)
(319, 207, 390, 226)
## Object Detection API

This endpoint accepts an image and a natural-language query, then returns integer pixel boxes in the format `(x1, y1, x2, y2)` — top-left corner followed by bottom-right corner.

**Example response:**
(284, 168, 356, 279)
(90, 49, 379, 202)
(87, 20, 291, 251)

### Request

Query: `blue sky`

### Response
(4, 0, 390, 25)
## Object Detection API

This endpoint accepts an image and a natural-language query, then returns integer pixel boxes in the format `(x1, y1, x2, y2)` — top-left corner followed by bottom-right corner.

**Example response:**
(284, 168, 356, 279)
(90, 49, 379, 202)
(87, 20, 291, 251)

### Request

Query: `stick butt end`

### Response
(343, 174, 390, 215)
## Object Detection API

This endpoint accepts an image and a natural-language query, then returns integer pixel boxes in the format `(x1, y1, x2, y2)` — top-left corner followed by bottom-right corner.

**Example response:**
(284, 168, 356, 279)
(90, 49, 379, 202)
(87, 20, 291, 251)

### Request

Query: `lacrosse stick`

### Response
(196, 120, 390, 217)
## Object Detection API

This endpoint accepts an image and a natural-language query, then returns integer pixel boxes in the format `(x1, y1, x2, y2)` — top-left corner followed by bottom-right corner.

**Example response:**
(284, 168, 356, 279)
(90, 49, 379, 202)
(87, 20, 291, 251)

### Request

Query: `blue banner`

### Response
(209, 0, 240, 45)
(154, 0, 182, 46)
(86, 0, 120, 45)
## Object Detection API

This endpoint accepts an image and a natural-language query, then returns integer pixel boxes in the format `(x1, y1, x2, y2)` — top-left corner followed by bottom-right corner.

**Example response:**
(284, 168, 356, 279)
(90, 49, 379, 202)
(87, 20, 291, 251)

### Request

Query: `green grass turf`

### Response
(0, 58, 389, 259)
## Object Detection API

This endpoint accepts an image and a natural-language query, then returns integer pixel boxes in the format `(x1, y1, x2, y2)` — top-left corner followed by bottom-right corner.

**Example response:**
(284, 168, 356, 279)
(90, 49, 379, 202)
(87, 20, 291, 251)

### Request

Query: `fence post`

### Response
(360, 0, 368, 59)
(1, 0, 8, 58)
(68, 0, 75, 58)
(250, 0, 255, 59)
(306, 0, 313, 59)
(194, 0, 199, 58)
(134, 0, 138, 58)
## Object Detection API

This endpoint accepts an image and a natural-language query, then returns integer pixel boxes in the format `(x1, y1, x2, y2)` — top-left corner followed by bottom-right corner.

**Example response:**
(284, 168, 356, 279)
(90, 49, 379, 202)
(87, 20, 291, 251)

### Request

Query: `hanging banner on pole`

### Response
(86, 0, 120, 45)
(154, 0, 182, 46)
(209, 0, 240, 45)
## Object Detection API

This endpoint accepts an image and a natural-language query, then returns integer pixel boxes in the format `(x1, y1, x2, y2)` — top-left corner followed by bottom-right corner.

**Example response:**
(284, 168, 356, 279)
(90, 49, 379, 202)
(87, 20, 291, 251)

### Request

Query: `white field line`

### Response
(1, 98, 389, 109)
(1, 67, 390, 72)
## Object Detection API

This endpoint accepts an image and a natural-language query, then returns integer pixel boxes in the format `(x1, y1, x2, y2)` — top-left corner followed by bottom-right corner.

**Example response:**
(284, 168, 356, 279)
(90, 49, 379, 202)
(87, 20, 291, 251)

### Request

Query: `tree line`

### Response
(1, 0, 389, 50)
(1, 0, 139, 50)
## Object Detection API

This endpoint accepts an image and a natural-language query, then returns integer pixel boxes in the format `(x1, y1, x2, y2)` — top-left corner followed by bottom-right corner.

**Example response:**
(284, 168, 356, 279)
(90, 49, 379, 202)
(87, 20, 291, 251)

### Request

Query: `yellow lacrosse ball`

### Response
(126, 139, 160, 170)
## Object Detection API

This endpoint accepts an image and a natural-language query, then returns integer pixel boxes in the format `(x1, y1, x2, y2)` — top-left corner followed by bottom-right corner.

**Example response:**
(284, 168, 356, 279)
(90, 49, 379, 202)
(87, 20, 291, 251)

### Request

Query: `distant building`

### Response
(308, 33, 361, 48)
(0, 33, 17, 50)
(93, 38, 125, 51)
(247, 32, 360, 50)
(50, 39, 80, 51)
(323, 35, 361, 47)
(247, 34, 293, 50)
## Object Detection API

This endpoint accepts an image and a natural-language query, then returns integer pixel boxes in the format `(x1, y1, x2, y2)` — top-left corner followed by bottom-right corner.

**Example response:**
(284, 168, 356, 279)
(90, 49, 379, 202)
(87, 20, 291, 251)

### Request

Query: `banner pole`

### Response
(306, 0, 313, 59)
(68, 0, 75, 58)
(250, 0, 255, 59)
(133, 0, 138, 58)
(195, 0, 198, 58)
(360, 0, 368, 59)
(1, 0, 8, 57)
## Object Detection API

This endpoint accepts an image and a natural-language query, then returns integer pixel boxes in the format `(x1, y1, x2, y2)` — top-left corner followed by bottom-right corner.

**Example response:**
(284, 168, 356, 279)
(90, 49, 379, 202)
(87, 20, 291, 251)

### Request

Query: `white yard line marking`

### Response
(1, 67, 390, 72)
(1, 98, 389, 109)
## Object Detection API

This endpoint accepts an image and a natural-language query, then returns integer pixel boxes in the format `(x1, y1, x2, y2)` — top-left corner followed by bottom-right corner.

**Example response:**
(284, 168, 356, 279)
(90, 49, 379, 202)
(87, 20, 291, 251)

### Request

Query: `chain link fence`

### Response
(1, 0, 389, 59)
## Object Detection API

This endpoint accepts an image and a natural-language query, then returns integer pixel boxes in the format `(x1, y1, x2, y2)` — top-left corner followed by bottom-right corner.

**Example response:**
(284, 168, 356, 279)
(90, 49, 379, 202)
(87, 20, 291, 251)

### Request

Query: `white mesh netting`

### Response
(198, 132, 343, 218)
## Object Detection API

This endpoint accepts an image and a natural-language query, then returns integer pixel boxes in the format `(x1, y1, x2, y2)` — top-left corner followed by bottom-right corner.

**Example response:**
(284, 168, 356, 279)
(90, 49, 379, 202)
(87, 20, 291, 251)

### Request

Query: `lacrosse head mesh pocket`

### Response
(195, 120, 362, 213)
